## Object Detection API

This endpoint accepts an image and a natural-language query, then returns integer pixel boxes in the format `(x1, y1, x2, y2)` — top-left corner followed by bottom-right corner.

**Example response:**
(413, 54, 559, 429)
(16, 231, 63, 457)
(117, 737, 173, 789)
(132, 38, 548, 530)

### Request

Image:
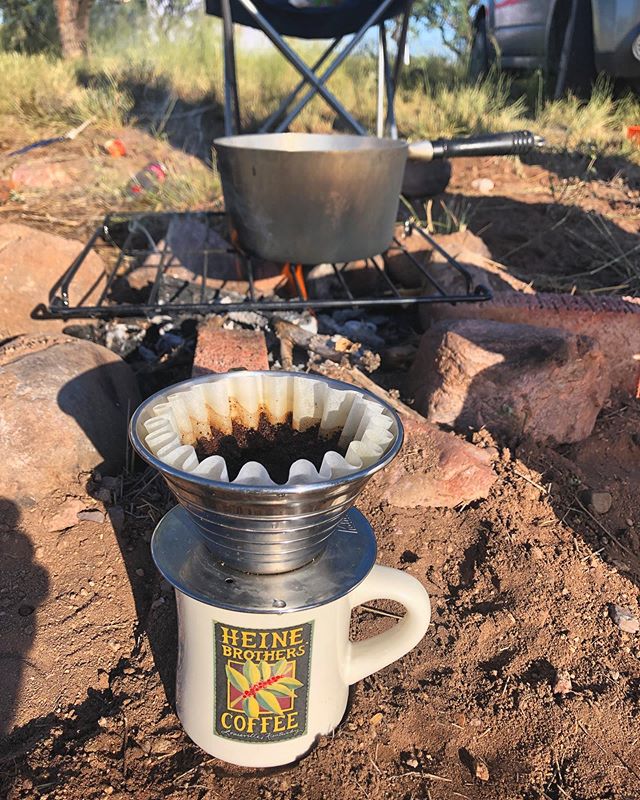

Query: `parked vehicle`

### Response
(469, 0, 640, 94)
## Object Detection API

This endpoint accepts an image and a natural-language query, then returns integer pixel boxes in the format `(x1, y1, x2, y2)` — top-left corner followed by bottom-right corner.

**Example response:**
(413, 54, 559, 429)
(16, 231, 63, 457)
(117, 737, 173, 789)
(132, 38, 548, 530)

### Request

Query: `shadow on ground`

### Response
(435, 191, 640, 295)
(0, 500, 49, 738)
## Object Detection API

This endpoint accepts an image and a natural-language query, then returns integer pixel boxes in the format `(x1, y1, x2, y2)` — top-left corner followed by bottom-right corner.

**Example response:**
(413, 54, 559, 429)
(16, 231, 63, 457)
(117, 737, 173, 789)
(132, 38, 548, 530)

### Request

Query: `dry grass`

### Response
(1, 15, 638, 157)
(0, 52, 133, 133)
(81, 13, 640, 159)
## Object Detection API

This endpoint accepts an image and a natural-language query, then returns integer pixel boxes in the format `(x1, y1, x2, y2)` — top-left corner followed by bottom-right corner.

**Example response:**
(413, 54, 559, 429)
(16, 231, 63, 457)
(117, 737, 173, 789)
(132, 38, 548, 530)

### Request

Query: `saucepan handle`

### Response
(344, 565, 430, 685)
(408, 130, 544, 162)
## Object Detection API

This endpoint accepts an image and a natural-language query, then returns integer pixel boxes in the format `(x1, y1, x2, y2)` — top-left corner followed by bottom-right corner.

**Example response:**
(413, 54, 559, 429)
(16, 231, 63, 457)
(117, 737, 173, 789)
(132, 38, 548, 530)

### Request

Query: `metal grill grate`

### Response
(39, 210, 491, 320)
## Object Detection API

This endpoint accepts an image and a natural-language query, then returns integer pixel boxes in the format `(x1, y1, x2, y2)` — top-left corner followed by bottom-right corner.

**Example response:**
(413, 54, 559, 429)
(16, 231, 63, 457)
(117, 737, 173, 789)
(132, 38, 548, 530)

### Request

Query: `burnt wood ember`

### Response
(195, 413, 345, 484)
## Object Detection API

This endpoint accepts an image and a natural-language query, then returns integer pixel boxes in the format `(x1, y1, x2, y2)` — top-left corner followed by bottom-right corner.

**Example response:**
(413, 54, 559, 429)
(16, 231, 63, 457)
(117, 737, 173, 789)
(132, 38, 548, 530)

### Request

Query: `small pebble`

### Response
(96, 670, 110, 690)
(584, 490, 612, 515)
(460, 748, 489, 781)
(95, 488, 112, 504)
(471, 177, 495, 194)
(77, 509, 106, 524)
(18, 604, 34, 617)
(135, 568, 145, 577)
(609, 604, 639, 634)
(553, 669, 572, 695)
(405, 757, 419, 769)
(530, 545, 544, 561)
(370, 712, 384, 726)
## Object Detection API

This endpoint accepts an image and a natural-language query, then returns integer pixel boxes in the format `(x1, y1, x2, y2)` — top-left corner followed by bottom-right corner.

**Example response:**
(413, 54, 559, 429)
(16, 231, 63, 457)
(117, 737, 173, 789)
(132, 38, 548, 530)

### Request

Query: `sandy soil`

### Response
(1, 396, 638, 800)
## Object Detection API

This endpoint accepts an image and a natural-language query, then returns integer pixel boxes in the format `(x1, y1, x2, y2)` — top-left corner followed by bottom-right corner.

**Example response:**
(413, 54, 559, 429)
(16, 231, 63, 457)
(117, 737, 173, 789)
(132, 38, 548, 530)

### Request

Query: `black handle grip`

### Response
(430, 130, 543, 160)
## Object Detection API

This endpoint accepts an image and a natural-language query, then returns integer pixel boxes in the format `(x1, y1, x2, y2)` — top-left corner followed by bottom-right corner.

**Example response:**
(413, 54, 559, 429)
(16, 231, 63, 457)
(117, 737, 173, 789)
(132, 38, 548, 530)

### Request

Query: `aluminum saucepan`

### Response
(213, 131, 542, 264)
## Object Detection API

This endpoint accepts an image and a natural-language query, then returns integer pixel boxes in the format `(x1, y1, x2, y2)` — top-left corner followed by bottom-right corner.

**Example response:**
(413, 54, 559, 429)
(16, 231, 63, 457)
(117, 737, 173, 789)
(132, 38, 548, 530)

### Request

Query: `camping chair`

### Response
(205, 0, 413, 139)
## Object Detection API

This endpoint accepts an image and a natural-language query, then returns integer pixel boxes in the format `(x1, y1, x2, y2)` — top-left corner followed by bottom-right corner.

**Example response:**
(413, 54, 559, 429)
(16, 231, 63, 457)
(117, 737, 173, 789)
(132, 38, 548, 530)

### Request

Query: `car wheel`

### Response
(468, 16, 492, 81)
(548, 0, 596, 98)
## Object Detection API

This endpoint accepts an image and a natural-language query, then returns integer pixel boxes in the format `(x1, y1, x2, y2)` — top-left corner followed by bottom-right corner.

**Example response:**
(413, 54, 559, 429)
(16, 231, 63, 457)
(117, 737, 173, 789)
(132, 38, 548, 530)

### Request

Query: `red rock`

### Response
(373, 414, 496, 509)
(609, 604, 639, 634)
(387, 227, 532, 296)
(0, 223, 105, 337)
(192, 321, 269, 376)
(46, 498, 85, 532)
(428, 291, 640, 392)
(424, 230, 533, 297)
(0, 335, 140, 505)
(409, 319, 610, 444)
(11, 161, 73, 190)
(553, 669, 573, 695)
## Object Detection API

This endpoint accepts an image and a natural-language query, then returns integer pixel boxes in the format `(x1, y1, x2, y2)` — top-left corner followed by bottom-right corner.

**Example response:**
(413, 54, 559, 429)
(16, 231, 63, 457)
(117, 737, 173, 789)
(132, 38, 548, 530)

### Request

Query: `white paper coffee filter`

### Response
(141, 373, 396, 486)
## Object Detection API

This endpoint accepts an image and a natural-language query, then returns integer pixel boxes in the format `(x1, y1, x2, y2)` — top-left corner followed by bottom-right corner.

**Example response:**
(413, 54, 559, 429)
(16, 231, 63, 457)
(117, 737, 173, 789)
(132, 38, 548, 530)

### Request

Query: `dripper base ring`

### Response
(152, 505, 377, 613)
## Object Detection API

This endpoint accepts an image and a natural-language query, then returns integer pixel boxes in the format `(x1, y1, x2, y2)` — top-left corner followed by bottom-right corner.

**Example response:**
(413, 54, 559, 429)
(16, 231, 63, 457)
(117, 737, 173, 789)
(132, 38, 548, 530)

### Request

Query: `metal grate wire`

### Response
(38, 210, 491, 320)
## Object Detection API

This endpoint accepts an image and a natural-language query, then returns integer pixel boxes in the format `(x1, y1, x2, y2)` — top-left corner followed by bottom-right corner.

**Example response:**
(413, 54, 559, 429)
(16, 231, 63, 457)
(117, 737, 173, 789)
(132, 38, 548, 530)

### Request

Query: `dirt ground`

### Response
(1, 397, 639, 800)
(445, 150, 640, 296)
(1, 134, 640, 799)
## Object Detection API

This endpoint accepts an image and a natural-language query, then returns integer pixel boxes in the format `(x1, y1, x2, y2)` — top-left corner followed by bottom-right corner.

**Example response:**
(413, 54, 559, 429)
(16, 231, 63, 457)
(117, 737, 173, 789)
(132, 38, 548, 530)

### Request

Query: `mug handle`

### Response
(344, 565, 431, 685)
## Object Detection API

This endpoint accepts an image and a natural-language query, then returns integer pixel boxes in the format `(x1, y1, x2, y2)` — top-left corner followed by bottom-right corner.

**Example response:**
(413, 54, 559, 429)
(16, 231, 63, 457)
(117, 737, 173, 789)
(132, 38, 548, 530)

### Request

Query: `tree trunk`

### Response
(54, 0, 93, 58)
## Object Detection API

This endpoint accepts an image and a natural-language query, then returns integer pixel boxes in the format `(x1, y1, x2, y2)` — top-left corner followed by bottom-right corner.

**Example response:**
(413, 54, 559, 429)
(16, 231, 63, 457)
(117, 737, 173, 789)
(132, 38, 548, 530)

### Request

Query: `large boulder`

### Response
(409, 319, 610, 444)
(428, 291, 640, 393)
(0, 223, 105, 338)
(0, 335, 140, 505)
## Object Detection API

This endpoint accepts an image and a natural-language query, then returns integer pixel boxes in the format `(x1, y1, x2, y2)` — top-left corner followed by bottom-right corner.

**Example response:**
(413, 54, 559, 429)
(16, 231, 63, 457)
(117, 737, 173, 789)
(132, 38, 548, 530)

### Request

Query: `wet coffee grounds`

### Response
(195, 412, 345, 484)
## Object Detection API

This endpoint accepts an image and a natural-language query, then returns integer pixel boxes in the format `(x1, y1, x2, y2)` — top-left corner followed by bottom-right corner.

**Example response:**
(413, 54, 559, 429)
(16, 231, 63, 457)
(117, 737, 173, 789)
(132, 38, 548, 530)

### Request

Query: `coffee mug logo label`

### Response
(213, 622, 312, 742)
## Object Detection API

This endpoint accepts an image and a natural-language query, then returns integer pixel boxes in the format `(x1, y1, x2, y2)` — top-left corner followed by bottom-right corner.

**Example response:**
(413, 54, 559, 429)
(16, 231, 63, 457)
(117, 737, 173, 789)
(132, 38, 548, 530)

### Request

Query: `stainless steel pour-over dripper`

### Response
(129, 371, 403, 574)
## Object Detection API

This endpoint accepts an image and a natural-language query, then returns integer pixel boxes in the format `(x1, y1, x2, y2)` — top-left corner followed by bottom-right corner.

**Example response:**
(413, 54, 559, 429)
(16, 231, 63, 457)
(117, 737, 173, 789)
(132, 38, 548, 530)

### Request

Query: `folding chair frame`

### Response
(218, 0, 413, 138)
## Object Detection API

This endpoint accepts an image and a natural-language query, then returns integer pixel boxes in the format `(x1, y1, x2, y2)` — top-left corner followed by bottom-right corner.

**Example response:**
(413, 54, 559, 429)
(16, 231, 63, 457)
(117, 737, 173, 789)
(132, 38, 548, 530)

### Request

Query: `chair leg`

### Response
(220, 0, 241, 135)
(234, 0, 366, 134)
(392, 2, 411, 94)
(259, 39, 342, 133)
(380, 22, 397, 138)
(273, 0, 397, 132)
(385, 1, 412, 140)
(377, 25, 385, 138)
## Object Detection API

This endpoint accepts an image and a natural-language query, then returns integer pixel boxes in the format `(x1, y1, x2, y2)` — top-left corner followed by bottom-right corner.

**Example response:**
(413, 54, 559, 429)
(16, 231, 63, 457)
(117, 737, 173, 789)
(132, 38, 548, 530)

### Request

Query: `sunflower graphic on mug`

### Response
(226, 659, 303, 718)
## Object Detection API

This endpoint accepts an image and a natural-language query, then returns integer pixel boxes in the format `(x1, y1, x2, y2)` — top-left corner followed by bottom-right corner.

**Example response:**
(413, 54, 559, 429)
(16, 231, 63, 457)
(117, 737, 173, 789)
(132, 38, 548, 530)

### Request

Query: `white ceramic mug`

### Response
(175, 564, 430, 767)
